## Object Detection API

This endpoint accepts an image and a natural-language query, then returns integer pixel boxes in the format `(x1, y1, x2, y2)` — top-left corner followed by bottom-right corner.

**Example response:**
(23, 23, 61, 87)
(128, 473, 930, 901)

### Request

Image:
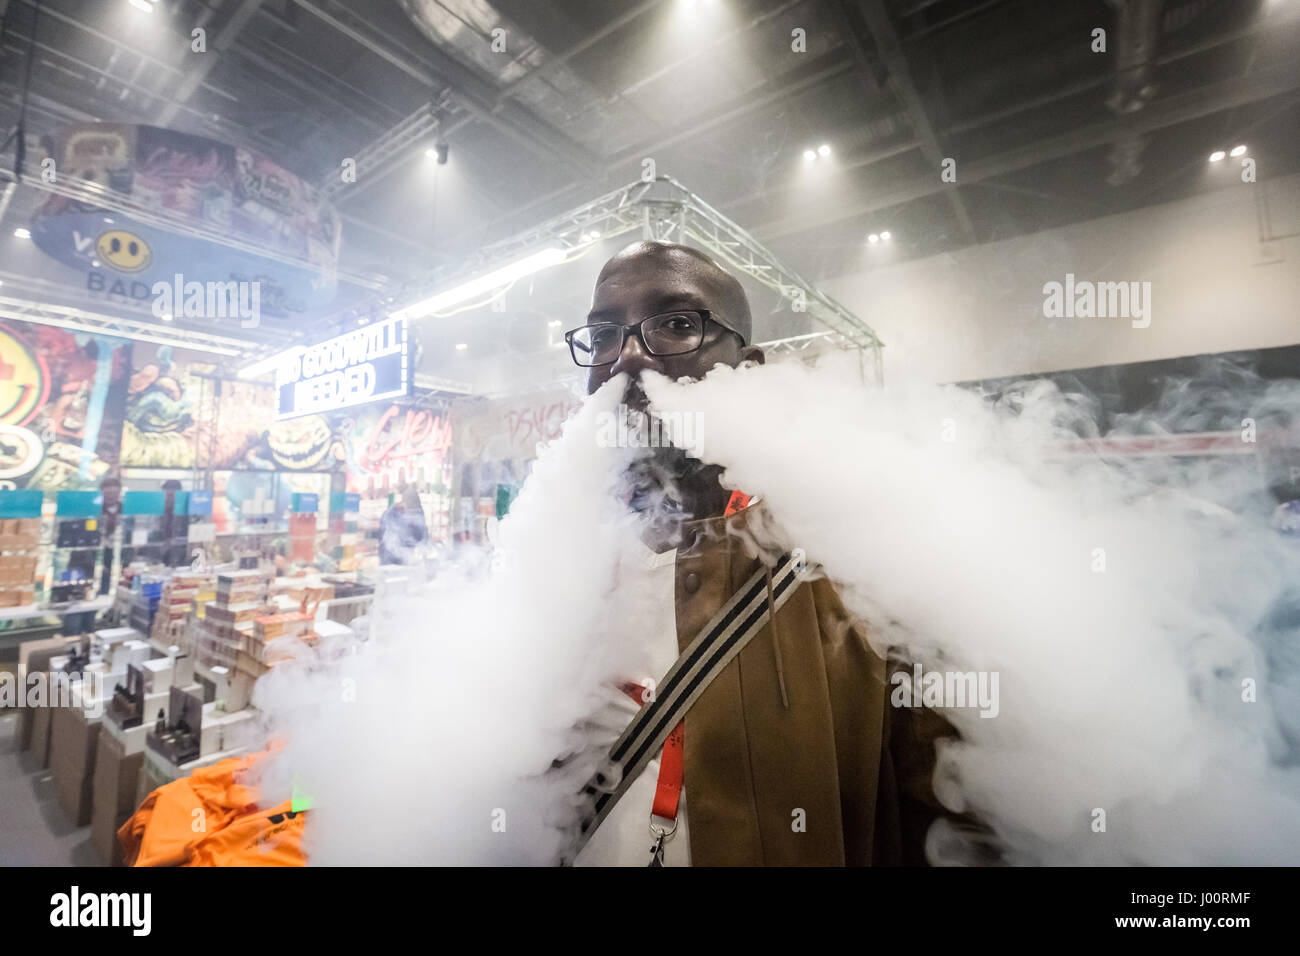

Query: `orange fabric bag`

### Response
(119, 753, 307, 867)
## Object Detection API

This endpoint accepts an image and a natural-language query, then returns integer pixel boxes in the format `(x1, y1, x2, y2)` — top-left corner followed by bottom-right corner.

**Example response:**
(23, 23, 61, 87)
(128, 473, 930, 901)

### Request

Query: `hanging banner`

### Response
(274, 316, 409, 420)
(30, 124, 341, 322)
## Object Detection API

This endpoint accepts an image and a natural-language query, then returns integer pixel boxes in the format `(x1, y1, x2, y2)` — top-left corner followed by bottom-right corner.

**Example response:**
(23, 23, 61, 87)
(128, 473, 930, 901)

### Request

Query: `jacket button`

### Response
(682, 571, 701, 595)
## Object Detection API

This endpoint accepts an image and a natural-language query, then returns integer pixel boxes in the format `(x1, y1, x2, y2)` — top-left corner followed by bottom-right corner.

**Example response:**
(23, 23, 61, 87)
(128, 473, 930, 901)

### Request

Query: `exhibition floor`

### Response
(0, 714, 98, 867)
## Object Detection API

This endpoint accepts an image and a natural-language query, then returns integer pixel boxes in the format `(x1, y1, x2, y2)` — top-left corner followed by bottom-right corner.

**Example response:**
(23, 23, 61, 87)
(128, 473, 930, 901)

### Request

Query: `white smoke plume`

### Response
(248, 374, 666, 864)
(247, 350, 1299, 866)
(641, 358, 1300, 865)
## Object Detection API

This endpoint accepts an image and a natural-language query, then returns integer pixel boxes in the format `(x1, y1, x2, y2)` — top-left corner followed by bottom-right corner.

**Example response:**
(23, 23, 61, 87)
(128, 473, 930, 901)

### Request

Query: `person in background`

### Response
(378, 486, 429, 565)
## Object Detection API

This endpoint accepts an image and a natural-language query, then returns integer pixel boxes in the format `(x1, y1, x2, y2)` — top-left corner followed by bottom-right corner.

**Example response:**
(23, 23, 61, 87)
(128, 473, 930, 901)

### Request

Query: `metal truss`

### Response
(383, 176, 885, 383)
(0, 293, 251, 355)
(316, 100, 443, 201)
(413, 371, 474, 395)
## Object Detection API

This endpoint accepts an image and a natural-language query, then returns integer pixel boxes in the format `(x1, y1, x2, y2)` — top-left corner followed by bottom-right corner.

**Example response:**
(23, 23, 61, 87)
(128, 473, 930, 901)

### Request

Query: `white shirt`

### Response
(574, 543, 692, 867)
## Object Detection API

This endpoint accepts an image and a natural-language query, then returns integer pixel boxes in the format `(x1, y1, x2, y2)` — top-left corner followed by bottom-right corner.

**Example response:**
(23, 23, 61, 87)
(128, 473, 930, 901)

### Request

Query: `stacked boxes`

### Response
(0, 518, 41, 607)
(188, 569, 273, 672)
(217, 569, 270, 605)
(127, 576, 165, 633)
(149, 572, 212, 646)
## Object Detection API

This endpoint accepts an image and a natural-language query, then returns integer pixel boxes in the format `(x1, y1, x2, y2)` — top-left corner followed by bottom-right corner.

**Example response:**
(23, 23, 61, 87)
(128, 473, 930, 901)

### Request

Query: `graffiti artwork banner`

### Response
(121, 344, 345, 472)
(0, 323, 131, 490)
(30, 124, 342, 321)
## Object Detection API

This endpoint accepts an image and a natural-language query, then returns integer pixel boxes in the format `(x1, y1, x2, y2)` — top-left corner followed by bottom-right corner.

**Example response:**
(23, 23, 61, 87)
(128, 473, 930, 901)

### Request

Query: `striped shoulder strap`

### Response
(562, 551, 803, 864)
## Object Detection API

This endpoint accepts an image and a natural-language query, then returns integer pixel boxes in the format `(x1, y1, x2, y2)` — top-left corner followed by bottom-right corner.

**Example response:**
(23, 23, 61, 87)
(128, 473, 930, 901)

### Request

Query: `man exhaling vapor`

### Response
(563, 240, 987, 866)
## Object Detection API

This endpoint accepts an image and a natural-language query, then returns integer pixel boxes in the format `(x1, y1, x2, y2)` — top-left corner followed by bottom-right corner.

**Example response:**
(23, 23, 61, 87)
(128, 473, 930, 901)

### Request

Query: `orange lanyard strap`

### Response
(619, 682, 684, 822)
(724, 490, 752, 515)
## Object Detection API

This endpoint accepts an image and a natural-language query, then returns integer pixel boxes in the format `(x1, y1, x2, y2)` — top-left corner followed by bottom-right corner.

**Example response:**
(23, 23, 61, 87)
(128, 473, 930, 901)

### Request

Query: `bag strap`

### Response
(562, 551, 802, 864)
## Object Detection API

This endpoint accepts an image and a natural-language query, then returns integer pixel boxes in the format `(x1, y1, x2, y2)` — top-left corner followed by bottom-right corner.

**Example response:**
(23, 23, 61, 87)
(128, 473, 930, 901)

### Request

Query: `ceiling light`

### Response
(128, 0, 155, 11)
(547, 320, 561, 328)
(454, 343, 468, 351)
(160, 312, 173, 322)
(1229, 144, 1247, 157)
(391, 247, 567, 321)
(880, 230, 891, 241)
(803, 149, 816, 162)
(91, 259, 101, 268)
(1208, 150, 1226, 163)
(868, 233, 879, 244)
(590, 229, 600, 238)
(817, 144, 831, 157)
(425, 148, 436, 159)
(13, 228, 31, 239)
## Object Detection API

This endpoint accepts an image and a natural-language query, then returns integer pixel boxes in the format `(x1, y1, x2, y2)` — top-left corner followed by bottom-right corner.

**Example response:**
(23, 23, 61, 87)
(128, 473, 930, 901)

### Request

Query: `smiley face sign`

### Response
(96, 229, 153, 273)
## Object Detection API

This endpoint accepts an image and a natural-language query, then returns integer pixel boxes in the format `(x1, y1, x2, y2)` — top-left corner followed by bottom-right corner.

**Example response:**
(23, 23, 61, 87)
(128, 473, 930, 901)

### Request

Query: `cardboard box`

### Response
(204, 602, 265, 626)
(50, 704, 101, 826)
(90, 729, 144, 866)
(30, 704, 54, 767)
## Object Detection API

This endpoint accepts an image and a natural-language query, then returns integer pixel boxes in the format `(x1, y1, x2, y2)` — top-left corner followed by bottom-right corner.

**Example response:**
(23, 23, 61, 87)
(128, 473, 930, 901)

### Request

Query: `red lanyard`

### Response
(618, 682, 683, 821)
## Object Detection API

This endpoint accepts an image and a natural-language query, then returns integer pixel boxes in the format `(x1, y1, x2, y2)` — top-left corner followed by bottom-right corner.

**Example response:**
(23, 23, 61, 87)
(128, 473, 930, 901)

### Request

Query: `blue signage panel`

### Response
(123, 490, 166, 516)
(330, 491, 361, 513)
(188, 490, 214, 516)
(274, 316, 408, 420)
(291, 493, 319, 514)
(0, 489, 44, 518)
(56, 490, 102, 518)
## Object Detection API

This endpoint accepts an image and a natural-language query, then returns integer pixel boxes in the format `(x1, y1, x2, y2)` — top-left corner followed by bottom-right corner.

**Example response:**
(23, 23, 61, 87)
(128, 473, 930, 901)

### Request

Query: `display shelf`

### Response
(0, 595, 113, 622)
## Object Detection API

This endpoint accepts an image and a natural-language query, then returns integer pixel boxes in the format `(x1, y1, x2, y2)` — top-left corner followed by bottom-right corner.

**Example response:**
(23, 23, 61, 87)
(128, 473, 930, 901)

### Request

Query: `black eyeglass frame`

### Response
(563, 309, 745, 368)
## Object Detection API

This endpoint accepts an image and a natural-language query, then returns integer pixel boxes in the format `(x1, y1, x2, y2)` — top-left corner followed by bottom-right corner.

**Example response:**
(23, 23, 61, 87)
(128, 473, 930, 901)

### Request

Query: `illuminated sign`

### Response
(274, 316, 408, 420)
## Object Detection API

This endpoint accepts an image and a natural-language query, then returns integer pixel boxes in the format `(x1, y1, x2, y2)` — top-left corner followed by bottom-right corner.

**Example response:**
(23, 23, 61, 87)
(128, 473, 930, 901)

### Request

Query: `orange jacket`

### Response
(119, 753, 306, 867)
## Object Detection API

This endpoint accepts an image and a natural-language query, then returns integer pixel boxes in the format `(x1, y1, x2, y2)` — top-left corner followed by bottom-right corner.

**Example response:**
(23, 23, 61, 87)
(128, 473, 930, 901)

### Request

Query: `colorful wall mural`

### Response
(121, 344, 345, 471)
(0, 323, 131, 490)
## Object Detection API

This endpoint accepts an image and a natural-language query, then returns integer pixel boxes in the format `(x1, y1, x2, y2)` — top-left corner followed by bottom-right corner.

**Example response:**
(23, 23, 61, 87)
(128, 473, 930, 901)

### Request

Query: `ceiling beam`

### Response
(753, 61, 1300, 242)
(157, 0, 266, 127)
(854, 0, 976, 240)
(288, 0, 602, 182)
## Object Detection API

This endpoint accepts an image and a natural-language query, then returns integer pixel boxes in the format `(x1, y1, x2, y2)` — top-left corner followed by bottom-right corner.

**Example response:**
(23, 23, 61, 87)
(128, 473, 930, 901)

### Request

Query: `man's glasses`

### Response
(564, 310, 741, 368)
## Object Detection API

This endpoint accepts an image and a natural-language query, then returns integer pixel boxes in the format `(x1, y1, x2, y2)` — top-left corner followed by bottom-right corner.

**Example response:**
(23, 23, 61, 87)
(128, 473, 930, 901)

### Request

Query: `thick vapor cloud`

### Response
(248, 354, 1298, 866)
(248, 375, 663, 864)
(642, 359, 1300, 865)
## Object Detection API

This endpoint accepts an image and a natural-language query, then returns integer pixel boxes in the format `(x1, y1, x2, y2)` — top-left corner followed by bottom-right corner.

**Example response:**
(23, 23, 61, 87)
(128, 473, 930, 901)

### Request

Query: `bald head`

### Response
(594, 241, 752, 344)
(580, 240, 764, 397)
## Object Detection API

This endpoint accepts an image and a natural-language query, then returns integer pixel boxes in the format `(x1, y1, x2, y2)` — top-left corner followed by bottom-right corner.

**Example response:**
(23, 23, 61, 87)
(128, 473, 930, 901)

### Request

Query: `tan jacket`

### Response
(673, 505, 959, 866)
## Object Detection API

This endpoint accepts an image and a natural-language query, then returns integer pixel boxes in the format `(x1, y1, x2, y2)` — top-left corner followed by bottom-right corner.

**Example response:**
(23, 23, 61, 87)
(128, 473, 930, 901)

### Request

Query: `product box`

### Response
(140, 658, 172, 695)
(30, 705, 54, 767)
(14, 637, 75, 751)
(204, 602, 266, 626)
(90, 730, 144, 866)
(50, 704, 101, 826)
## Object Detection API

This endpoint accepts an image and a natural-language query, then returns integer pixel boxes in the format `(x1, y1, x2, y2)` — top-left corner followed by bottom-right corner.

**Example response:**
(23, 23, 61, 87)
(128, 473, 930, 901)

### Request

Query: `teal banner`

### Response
(56, 490, 102, 518)
(123, 490, 166, 516)
(0, 489, 44, 518)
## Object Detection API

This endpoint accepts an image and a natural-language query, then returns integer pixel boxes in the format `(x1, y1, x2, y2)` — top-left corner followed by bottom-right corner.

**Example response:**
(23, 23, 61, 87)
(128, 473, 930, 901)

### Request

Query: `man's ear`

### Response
(740, 345, 765, 366)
